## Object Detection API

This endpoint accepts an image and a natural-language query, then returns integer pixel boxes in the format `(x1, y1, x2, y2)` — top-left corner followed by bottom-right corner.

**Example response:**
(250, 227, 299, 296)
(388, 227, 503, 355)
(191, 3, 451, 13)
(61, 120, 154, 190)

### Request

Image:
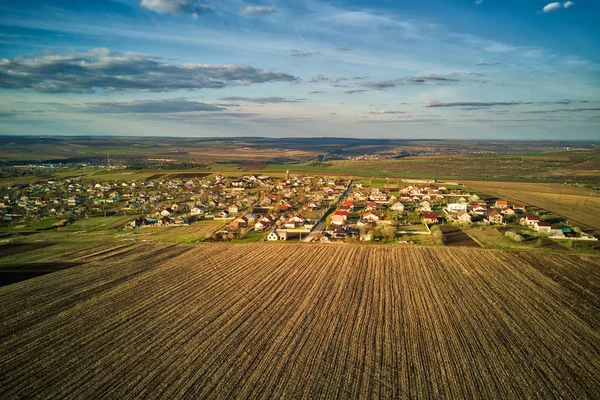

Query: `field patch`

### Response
(1, 244, 598, 399)
(0, 242, 56, 259)
(0, 262, 83, 287)
(462, 180, 600, 232)
(131, 221, 225, 243)
(164, 172, 211, 179)
(440, 225, 480, 247)
(238, 163, 268, 170)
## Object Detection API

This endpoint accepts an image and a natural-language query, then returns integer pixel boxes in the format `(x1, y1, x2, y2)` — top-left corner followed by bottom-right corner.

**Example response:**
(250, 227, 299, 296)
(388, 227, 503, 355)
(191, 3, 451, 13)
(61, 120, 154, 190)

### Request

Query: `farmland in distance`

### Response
(462, 180, 600, 232)
(1, 243, 599, 399)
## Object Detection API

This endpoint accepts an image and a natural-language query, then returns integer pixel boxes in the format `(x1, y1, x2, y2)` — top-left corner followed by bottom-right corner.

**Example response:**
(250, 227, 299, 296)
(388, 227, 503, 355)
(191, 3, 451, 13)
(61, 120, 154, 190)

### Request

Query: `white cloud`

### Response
(483, 43, 516, 53)
(542, 2, 562, 12)
(141, 0, 196, 14)
(563, 1, 575, 9)
(475, 0, 483, 4)
(322, 10, 395, 27)
(0, 48, 298, 93)
(240, 6, 277, 15)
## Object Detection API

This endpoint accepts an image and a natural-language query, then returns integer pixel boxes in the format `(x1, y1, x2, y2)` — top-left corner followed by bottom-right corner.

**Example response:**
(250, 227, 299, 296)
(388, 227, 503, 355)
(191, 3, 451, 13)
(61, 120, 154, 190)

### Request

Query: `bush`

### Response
(505, 231, 524, 242)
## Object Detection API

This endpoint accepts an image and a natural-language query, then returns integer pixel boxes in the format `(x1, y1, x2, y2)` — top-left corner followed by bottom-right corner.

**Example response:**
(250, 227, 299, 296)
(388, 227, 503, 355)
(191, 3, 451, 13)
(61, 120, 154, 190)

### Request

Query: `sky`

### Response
(0, 0, 599, 140)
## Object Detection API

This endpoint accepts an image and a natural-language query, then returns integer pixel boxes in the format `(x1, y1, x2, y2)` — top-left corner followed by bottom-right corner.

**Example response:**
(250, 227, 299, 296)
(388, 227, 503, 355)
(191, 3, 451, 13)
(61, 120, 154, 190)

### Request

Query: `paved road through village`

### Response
(303, 179, 353, 242)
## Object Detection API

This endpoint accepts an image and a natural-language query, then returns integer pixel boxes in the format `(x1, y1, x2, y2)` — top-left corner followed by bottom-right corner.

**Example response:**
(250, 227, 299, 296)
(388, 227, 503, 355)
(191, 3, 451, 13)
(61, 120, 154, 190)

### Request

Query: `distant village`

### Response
(0, 171, 595, 244)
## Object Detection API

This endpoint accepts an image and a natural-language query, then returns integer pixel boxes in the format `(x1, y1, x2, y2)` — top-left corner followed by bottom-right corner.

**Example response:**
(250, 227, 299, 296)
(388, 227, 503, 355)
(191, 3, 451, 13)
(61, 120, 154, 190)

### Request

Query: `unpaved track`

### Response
(1, 243, 599, 399)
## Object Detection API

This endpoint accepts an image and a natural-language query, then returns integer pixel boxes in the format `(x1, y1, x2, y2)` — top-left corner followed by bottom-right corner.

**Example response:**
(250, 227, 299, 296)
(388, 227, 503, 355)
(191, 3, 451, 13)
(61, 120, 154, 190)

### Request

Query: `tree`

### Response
(383, 226, 396, 241)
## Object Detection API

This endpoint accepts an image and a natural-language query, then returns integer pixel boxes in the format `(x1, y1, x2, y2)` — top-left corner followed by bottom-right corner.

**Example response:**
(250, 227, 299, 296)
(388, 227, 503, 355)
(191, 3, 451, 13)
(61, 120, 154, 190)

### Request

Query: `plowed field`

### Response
(1, 243, 599, 399)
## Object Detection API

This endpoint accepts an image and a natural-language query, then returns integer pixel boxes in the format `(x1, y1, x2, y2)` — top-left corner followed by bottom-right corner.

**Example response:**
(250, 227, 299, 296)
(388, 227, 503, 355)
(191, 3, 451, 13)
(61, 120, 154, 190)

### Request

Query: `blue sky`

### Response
(0, 0, 599, 139)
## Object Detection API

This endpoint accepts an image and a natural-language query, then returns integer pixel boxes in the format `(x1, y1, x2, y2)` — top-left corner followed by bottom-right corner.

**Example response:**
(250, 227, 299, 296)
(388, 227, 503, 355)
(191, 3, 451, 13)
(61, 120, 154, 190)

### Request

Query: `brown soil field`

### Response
(462, 181, 600, 231)
(1, 243, 599, 399)
(0, 261, 84, 287)
(0, 242, 55, 259)
(133, 222, 225, 243)
(165, 172, 212, 179)
(551, 160, 600, 177)
(333, 156, 573, 178)
(189, 148, 315, 163)
(238, 163, 268, 170)
(440, 225, 480, 247)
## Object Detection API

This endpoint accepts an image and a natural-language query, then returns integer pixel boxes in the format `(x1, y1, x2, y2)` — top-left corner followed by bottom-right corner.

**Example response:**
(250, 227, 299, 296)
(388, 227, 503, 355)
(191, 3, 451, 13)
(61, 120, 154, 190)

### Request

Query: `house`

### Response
(216, 210, 230, 219)
(302, 201, 320, 211)
(353, 192, 367, 201)
(333, 210, 348, 219)
(390, 202, 405, 212)
(254, 221, 269, 231)
(284, 215, 306, 229)
(501, 207, 515, 215)
(329, 225, 357, 239)
(160, 216, 174, 226)
(513, 205, 526, 212)
(520, 216, 540, 227)
(534, 221, 552, 233)
(259, 215, 275, 224)
(453, 211, 472, 224)
(330, 214, 346, 226)
(494, 200, 508, 208)
(160, 209, 171, 217)
(488, 209, 503, 225)
(281, 201, 294, 210)
(267, 231, 282, 241)
(472, 205, 487, 215)
(228, 205, 239, 214)
(341, 200, 355, 210)
(362, 211, 380, 222)
(190, 207, 204, 216)
(319, 232, 332, 243)
(365, 201, 379, 211)
(369, 192, 388, 202)
(244, 213, 259, 225)
(447, 203, 467, 213)
(418, 201, 432, 212)
(356, 219, 372, 228)
(230, 216, 248, 228)
(422, 213, 439, 224)
(255, 216, 274, 231)
(290, 215, 306, 225)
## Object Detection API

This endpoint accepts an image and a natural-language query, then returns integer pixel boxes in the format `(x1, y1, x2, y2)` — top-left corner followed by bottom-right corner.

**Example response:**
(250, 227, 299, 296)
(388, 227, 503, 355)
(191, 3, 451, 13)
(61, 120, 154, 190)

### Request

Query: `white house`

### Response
(473, 205, 487, 215)
(418, 201, 432, 212)
(521, 216, 540, 227)
(391, 202, 405, 212)
(447, 203, 467, 213)
(190, 207, 204, 216)
(362, 211, 380, 222)
(330, 214, 346, 226)
(268, 230, 287, 241)
(534, 221, 552, 233)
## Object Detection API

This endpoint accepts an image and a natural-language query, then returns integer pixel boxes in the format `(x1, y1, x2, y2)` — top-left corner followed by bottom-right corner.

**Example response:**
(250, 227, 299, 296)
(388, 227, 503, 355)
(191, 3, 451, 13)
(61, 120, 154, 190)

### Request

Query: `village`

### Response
(0, 170, 594, 245)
